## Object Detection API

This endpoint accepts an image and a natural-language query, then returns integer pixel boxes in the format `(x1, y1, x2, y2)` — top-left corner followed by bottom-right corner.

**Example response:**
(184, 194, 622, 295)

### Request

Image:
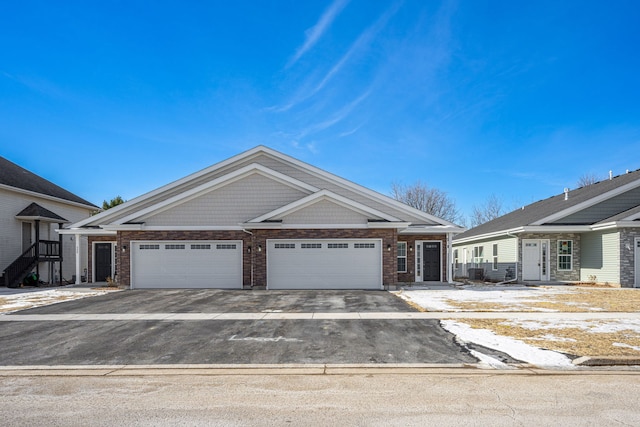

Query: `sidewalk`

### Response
(3, 311, 640, 321)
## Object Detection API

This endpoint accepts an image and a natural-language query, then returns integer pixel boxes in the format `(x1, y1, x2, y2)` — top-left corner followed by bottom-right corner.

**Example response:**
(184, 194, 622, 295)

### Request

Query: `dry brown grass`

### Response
(444, 287, 640, 312)
(463, 318, 640, 357)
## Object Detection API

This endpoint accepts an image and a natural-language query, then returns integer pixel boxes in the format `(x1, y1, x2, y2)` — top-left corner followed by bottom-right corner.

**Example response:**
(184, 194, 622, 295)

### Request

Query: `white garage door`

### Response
(267, 239, 382, 290)
(131, 241, 242, 289)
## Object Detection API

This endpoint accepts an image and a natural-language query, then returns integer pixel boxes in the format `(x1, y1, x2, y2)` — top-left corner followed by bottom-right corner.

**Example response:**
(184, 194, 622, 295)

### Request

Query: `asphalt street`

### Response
(2, 373, 639, 426)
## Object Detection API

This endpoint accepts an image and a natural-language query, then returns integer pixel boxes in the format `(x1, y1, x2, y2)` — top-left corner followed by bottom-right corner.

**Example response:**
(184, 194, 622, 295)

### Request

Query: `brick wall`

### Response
(397, 235, 448, 283)
(87, 235, 118, 283)
(116, 229, 397, 288)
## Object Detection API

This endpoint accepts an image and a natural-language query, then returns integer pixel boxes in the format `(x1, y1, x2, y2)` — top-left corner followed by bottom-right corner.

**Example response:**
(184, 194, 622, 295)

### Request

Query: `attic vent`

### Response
(564, 188, 569, 201)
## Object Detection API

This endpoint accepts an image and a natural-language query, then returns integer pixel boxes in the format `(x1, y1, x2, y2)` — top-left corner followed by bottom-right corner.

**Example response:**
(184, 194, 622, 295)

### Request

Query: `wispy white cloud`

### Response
(287, 0, 350, 68)
(276, 1, 402, 113)
(297, 89, 371, 139)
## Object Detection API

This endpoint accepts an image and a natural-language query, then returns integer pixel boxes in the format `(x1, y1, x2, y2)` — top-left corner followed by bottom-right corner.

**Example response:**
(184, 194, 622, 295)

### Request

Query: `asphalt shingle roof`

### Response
(16, 202, 68, 222)
(456, 168, 640, 240)
(0, 156, 96, 207)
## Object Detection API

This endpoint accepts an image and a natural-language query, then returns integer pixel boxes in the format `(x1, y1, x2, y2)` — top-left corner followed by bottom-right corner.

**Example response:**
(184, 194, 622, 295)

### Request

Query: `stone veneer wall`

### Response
(518, 233, 581, 282)
(620, 228, 640, 287)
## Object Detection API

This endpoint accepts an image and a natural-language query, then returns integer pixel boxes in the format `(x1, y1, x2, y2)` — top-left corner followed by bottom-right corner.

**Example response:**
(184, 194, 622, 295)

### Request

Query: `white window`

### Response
(165, 244, 185, 250)
(492, 244, 498, 271)
(216, 244, 237, 250)
(397, 242, 407, 273)
(453, 249, 459, 268)
(328, 243, 348, 249)
(139, 244, 160, 250)
(191, 244, 211, 250)
(558, 240, 573, 270)
(354, 243, 375, 249)
(301, 243, 322, 249)
(473, 246, 484, 266)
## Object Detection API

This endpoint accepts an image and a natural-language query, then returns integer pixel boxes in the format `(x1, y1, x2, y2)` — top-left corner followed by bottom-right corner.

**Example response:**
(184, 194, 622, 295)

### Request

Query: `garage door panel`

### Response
(132, 241, 242, 289)
(267, 239, 382, 290)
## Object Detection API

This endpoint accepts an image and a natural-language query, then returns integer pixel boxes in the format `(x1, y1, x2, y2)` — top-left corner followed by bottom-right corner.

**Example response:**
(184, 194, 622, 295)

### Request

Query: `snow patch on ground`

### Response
(441, 320, 576, 369)
(394, 285, 571, 312)
(0, 288, 114, 314)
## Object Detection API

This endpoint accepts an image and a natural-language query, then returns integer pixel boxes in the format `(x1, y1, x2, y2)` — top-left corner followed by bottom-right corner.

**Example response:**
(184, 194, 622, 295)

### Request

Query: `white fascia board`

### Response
(113, 164, 319, 226)
(131, 225, 245, 231)
(520, 225, 592, 233)
(254, 147, 459, 227)
(247, 189, 401, 223)
(452, 225, 592, 245)
(591, 221, 640, 231)
(532, 178, 640, 225)
(56, 228, 116, 236)
(0, 183, 98, 211)
(399, 225, 466, 235)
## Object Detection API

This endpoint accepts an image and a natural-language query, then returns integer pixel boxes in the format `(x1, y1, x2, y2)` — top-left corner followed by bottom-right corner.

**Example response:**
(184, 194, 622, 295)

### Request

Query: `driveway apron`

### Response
(1, 290, 480, 366)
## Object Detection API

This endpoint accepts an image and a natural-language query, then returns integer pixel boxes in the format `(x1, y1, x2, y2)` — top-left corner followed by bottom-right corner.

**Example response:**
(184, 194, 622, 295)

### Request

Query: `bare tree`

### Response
(469, 194, 504, 227)
(576, 172, 600, 188)
(391, 180, 461, 224)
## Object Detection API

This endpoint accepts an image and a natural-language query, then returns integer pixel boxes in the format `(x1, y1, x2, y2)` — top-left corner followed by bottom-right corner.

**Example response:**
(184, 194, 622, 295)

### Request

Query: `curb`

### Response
(573, 356, 640, 366)
(1, 363, 639, 377)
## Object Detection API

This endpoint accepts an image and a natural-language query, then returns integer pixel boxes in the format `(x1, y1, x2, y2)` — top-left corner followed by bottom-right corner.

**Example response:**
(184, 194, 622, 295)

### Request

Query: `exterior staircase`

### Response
(3, 240, 61, 288)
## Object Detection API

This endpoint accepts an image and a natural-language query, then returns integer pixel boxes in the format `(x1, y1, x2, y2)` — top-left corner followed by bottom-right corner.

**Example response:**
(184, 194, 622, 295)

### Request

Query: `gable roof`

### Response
(246, 189, 403, 224)
(455, 168, 640, 242)
(0, 156, 96, 208)
(15, 202, 68, 222)
(67, 146, 463, 233)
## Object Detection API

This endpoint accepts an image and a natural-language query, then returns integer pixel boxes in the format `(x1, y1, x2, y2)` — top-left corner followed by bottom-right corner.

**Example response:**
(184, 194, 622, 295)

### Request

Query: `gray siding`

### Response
(553, 185, 640, 224)
(281, 200, 369, 224)
(580, 230, 620, 285)
(142, 173, 308, 226)
(0, 188, 92, 282)
(453, 236, 517, 281)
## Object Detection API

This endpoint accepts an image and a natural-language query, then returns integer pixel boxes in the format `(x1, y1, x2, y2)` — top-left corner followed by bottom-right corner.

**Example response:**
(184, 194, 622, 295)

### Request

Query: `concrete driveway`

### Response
(0, 290, 485, 366)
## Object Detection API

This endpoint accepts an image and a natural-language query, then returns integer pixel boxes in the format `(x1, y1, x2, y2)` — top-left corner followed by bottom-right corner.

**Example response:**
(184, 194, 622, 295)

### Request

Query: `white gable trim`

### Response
(252, 147, 459, 227)
(113, 164, 318, 225)
(247, 189, 401, 223)
(532, 178, 640, 225)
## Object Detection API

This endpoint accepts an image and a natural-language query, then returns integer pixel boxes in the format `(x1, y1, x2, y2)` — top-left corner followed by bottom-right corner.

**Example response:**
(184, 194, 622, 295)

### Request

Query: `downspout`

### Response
(497, 230, 519, 285)
(242, 229, 254, 289)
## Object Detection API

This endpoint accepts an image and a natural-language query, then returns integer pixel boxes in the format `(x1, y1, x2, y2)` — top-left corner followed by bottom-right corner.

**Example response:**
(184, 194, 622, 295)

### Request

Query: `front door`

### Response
(522, 239, 549, 281)
(95, 243, 112, 282)
(423, 242, 441, 281)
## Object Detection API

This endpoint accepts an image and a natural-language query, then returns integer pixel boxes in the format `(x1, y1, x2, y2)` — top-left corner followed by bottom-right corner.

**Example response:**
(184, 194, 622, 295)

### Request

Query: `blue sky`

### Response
(1, 0, 639, 224)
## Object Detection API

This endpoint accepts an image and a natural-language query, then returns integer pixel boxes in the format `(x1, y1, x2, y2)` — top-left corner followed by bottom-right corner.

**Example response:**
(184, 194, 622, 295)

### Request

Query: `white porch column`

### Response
(447, 232, 454, 284)
(75, 233, 82, 285)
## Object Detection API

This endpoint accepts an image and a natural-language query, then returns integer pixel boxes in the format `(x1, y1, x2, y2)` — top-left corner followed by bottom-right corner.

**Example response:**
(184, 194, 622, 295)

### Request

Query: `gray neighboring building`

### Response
(0, 156, 97, 287)
(453, 169, 640, 287)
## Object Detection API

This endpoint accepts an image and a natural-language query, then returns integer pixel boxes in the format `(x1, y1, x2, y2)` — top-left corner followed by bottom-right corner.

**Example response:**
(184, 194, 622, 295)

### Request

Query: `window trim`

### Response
(397, 242, 407, 273)
(492, 244, 498, 271)
(557, 240, 573, 271)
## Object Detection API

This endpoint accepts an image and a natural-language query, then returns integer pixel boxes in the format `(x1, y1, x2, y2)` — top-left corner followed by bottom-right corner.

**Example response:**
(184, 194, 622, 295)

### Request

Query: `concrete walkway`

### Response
(3, 311, 639, 321)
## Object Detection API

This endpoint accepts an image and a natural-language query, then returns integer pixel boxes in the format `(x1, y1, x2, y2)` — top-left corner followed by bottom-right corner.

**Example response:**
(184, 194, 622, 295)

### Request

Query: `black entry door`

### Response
(95, 243, 112, 282)
(423, 242, 441, 281)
